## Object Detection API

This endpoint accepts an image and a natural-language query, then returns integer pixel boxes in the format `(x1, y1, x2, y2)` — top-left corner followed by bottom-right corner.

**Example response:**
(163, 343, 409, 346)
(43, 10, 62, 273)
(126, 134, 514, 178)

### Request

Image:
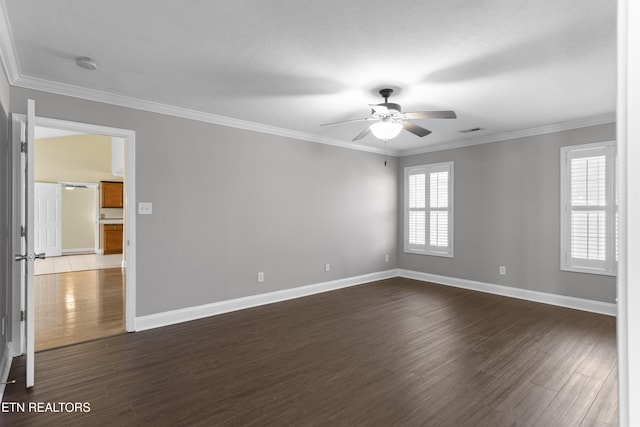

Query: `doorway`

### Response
(33, 128, 128, 350)
(11, 114, 136, 358)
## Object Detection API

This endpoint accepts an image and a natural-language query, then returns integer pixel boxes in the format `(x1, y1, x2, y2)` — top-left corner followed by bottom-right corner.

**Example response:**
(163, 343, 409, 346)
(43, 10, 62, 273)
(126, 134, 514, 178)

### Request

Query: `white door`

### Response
(14, 99, 39, 388)
(34, 182, 62, 257)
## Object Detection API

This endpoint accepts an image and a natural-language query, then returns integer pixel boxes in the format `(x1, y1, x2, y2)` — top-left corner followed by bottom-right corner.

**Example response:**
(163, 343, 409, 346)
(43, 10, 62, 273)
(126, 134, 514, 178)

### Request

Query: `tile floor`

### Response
(34, 253, 123, 275)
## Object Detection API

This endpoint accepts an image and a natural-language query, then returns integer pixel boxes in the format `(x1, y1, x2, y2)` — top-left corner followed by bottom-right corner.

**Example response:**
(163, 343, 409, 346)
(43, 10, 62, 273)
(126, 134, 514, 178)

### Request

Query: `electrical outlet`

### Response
(499, 266, 506, 275)
(257, 272, 264, 283)
(325, 263, 330, 272)
(385, 254, 389, 262)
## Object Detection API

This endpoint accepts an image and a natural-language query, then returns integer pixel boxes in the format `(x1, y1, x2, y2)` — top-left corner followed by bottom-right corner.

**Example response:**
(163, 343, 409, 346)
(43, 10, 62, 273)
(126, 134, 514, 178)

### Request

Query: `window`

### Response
(561, 141, 617, 275)
(404, 162, 453, 257)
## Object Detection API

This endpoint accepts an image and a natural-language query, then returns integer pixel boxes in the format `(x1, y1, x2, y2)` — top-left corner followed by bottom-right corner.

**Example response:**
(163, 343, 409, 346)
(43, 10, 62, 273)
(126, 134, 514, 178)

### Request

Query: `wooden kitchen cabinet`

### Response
(101, 181, 123, 208)
(102, 224, 123, 254)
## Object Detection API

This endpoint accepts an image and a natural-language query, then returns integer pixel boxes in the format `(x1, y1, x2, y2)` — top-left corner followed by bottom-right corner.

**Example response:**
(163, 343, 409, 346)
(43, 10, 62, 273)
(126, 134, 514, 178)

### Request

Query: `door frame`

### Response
(11, 115, 137, 352)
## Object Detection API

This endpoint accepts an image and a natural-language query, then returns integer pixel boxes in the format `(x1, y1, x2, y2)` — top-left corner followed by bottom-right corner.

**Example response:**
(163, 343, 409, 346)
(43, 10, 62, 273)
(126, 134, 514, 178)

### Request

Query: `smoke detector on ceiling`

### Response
(76, 57, 98, 71)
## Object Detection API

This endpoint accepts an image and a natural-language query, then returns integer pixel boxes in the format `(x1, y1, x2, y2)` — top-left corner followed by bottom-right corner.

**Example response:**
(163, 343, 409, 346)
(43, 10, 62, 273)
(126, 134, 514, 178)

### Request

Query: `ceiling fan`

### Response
(322, 88, 456, 141)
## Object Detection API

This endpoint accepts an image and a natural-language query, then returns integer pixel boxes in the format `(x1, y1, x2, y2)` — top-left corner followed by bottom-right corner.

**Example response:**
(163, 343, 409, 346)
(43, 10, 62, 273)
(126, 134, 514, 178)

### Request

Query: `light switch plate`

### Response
(138, 202, 152, 215)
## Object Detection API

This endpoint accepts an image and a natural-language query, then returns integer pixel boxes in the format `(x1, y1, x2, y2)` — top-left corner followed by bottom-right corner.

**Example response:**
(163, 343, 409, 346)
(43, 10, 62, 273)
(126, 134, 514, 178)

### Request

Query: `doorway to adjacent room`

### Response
(32, 127, 128, 351)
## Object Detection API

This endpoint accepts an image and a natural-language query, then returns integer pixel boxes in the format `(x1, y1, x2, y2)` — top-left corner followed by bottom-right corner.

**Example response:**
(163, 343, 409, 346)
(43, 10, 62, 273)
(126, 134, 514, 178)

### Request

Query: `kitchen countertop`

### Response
(99, 218, 124, 224)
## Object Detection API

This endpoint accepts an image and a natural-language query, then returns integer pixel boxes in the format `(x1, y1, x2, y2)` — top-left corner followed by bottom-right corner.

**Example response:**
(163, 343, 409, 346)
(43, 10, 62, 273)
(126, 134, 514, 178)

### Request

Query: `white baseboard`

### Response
(135, 269, 398, 331)
(0, 344, 13, 402)
(135, 267, 616, 332)
(62, 248, 95, 255)
(398, 269, 617, 316)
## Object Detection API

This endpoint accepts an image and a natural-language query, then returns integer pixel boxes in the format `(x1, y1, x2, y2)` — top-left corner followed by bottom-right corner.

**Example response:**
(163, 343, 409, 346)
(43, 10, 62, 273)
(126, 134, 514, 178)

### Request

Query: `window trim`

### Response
(404, 161, 454, 258)
(560, 141, 617, 276)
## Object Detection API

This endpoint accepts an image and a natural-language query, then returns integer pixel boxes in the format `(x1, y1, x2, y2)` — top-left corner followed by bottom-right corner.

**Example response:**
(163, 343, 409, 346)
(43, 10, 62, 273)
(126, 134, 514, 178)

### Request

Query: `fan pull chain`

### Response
(384, 139, 388, 166)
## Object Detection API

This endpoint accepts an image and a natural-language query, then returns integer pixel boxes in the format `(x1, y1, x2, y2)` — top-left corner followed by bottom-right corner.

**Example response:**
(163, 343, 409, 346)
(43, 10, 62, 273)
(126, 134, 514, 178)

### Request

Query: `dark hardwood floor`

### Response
(35, 268, 125, 351)
(1, 277, 617, 426)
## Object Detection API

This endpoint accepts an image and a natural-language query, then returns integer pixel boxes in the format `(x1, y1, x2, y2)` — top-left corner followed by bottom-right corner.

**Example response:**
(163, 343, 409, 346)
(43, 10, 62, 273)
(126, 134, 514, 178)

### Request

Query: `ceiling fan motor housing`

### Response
(381, 102, 401, 113)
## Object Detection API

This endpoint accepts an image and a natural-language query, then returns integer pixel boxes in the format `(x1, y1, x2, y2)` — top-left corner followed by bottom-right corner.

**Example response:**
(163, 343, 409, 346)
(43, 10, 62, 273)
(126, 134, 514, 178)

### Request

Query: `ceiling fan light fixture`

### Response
(370, 120, 403, 140)
(321, 87, 456, 141)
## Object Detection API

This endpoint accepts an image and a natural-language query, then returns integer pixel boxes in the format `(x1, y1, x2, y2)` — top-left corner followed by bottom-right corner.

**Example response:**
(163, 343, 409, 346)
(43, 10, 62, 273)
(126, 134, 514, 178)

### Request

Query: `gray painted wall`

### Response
(5, 83, 615, 327)
(398, 123, 617, 303)
(10, 87, 398, 316)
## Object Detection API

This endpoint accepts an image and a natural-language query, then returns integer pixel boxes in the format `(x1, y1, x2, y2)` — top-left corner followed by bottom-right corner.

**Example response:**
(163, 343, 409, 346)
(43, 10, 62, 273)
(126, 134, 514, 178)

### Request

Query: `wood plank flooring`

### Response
(2, 277, 617, 426)
(35, 268, 125, 351)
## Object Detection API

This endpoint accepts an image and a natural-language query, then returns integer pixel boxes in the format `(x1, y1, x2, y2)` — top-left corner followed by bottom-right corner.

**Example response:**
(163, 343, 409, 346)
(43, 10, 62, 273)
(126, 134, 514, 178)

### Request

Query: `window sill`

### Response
(404, 249, 454, 258)
(561, 266, 617, 277)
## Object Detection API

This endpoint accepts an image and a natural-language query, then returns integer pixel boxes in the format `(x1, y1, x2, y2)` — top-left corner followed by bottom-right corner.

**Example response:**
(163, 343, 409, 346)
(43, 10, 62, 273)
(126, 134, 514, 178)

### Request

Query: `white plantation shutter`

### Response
(409, 211, 426, 246)
(408, 171, 426, 247)
(405, 162, 453, 257)
(429, 171, 449, 248)
(430, 211, 448, 247)
(570, 210, 606, 261)
(570, 154, 607, 262)
(561, 142, 617, 275)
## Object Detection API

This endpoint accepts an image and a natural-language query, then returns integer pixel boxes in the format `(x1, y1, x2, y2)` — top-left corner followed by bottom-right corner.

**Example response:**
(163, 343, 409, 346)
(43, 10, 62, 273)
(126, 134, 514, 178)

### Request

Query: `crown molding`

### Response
(13, 68, 614, 160)
(12, 73, 397, 156)
(398, 113, 616, 157)
(0, 1, 20, 83)
(8, 72, 614, 161)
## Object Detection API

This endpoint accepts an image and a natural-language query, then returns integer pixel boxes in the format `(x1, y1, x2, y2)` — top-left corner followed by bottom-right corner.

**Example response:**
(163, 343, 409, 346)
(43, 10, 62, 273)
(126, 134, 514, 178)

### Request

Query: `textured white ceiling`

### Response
(1, 0, 616, 154)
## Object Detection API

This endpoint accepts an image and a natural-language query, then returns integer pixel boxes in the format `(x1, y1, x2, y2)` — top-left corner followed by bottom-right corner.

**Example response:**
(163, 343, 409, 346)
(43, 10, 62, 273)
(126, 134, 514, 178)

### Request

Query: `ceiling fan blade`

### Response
(401, 121, 432, 137)
(320, 117, 373, 126)
(404, 110, 457, 120)
(369, 104, 390, 115)
(352, 126, 372, 141)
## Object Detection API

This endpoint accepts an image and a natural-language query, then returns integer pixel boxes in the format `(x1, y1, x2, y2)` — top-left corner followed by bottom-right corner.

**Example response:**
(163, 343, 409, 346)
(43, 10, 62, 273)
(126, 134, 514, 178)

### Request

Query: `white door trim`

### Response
(617, 0, 639, 424)
(15, 115, 137, 332)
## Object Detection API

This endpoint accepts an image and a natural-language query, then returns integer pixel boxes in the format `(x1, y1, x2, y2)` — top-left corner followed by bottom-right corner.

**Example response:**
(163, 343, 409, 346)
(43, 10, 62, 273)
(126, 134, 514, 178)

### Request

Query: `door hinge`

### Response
(20, 142, 26, 153)
(20, 310, 25, 321)
(20, 225, 25, 237)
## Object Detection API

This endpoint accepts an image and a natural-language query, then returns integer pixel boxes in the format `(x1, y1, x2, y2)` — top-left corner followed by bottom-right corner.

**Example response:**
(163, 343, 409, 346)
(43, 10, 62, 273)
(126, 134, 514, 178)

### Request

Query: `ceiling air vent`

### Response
(76, 57, 98, 71)
(459, 127, 484, 134)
